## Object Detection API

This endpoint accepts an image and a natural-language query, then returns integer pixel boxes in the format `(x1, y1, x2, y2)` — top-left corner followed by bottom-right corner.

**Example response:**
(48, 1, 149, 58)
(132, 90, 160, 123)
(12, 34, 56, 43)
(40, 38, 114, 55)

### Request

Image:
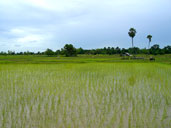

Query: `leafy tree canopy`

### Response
(45, 48, 54, 56)
(128, 28, 137, 38)
(63, 44, 77, 57)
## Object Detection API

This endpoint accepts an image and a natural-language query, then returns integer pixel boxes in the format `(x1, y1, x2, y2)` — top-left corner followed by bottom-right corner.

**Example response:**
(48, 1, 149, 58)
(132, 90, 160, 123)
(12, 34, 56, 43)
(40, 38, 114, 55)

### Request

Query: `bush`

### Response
(45, 48, 54, 56)
(63, 44, 77, 57)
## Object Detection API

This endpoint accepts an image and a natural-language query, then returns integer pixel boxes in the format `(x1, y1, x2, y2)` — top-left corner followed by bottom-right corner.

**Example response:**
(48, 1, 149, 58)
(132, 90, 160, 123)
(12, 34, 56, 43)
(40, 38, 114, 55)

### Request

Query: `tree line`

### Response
(0, 28, 170, 56)
(0, 44, 170, 56)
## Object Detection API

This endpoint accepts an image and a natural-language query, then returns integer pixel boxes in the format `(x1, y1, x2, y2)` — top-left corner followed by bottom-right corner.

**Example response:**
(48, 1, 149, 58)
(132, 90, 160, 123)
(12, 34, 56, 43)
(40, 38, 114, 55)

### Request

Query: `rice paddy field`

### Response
(0, 55, 171, 128)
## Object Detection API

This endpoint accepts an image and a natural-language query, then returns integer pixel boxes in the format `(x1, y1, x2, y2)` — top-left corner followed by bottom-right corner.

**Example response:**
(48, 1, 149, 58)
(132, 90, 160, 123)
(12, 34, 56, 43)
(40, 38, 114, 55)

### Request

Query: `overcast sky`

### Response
(0, 0, 171, 52)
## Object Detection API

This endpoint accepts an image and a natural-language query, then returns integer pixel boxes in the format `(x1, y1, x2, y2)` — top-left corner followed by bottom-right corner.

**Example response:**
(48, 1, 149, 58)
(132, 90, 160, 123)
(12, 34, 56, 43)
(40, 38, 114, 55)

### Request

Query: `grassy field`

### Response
(0, 54, 171, 64)
(0, 55, 171, 127)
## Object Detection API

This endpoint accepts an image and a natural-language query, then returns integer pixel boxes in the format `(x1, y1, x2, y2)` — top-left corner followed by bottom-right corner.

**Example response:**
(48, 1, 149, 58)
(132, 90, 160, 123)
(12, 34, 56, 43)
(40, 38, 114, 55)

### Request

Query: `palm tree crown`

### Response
(147, 35, 152, 49)
(128, 28, 137, 48)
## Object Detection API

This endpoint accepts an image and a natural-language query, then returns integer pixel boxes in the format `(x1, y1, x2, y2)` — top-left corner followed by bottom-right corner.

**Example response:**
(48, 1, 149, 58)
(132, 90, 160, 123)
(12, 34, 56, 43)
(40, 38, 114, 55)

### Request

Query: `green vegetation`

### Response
(0, 61, 171, 127)
(45, 48, 55, 56)
(0, 54, 171, 64)
(63, 44, 77, 57)
(0, 55, 171, 127)
(1, 44, 170, 56)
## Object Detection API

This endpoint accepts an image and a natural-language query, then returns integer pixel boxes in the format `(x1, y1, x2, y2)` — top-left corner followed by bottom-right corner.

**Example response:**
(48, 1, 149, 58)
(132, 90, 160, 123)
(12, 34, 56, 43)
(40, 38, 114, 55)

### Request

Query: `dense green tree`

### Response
(111, 47, 116, 54)
(163, 45, 171, 54)
(141, 48, 148, 54)
(63, 44, 77, 57)
(147, 35, 152, 49)
(55, 50, 61, 55)
(121, 48, 128, 54)
(150, 44, 160, 55)
(128, 28, 137, 48)
(106, 47, 112, 55)
(76, 47, 84, 54)
(116, 47, 121, 54)
(45, 48, 54, 56)
(128, 47, 140, 54)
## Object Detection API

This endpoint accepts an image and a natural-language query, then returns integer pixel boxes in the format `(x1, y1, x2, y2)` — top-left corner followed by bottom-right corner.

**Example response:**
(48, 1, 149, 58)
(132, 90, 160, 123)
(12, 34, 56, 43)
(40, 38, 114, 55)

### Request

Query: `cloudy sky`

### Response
(0, 0, 170, 52)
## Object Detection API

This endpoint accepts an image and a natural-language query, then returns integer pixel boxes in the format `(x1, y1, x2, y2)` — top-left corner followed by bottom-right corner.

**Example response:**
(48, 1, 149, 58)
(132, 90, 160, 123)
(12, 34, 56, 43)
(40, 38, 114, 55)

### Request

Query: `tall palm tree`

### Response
(128, 28, 137, 48)
(147, 35, 152, 49)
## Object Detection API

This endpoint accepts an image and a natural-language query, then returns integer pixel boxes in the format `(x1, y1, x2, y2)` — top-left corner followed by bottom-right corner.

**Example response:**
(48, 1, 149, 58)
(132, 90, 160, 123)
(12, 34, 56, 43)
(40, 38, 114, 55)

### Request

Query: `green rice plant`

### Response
(0, 63, 170, 127)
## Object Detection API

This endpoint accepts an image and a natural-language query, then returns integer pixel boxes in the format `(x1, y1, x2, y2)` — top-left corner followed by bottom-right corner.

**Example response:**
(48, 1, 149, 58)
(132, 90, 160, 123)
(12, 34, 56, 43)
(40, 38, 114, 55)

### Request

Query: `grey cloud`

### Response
(0, 0, 170, 52)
